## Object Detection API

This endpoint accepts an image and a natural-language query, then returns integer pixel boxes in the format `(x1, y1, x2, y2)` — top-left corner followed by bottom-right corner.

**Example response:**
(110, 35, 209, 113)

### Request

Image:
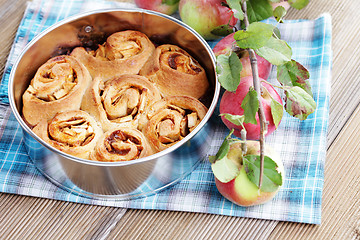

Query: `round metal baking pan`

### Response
(8, 8, 219, 200)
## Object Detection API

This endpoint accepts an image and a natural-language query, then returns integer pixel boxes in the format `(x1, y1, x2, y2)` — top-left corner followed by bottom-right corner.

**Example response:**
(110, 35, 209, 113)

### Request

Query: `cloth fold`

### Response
(0, 0, 332, 224)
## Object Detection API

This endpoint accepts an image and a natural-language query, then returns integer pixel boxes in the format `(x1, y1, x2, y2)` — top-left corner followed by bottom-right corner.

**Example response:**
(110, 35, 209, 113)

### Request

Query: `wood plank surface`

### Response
(270, 105, 360, 239)
(268, 1, 360, 239)
(0, 0, 27, 77)
(0, 0, 358, 239)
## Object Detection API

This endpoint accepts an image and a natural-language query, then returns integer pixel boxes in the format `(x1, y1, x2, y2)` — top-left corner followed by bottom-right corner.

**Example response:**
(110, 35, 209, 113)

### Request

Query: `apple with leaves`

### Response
(219, 75, 283, 140)
(213, 32, 272, 80)
(134, 0, 179, 15)
(215, 21, 316, 141)
(209, 131, 284, 206)
(209, 0, 313, 207)
(179, 0, 237, 40)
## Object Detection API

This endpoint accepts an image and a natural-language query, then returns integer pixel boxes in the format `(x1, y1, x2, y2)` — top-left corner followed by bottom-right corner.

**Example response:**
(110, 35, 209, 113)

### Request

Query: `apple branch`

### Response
(241, 0, 268, 189)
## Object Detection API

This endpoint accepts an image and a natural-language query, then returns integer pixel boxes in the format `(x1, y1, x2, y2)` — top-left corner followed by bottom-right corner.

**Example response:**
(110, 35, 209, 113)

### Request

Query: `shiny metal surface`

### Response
(8, 8, 219, 200)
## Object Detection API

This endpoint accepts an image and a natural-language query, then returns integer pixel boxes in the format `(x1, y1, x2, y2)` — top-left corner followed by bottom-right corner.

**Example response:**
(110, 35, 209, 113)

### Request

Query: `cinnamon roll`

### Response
(139, 44, 209, 99)
(71, 30, 155, 80)
(90, 127, 153, 162)
(32, 110, 103, 159)
(81, 74, 161, 132)
(22, 55, 92, 127)
(140, 96, 208, 152)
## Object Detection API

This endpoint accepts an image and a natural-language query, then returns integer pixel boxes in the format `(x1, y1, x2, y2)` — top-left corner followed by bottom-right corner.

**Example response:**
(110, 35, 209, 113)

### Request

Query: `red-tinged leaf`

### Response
(277, 59, 312, 96)
(284, 86, 316, 120)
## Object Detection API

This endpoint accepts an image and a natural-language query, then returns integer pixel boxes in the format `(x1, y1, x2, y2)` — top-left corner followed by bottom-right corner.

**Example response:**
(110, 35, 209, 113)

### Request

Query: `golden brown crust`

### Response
(81, 74, 162, 132)
(139, 44, 209, 99)
(32, 110, 103, 159)
(90, 127, 153, 162)
(22, 55, 92, 127)
(141, 96, 208, 152)
(71, 30, 155, 80)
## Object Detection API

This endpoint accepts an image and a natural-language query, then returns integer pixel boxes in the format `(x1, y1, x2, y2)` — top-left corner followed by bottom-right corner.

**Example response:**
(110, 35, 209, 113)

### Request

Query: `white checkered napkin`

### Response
(0, 0, 332, 224)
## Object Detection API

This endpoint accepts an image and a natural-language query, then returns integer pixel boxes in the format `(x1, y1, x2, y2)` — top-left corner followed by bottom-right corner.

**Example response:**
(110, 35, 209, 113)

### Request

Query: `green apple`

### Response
(211, 140, 284, 206)
(179, 0, 237, 40)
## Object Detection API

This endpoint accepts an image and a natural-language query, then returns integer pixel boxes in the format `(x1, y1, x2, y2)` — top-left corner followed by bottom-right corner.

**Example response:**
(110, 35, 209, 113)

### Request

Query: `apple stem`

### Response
(241, 0, 268, 189)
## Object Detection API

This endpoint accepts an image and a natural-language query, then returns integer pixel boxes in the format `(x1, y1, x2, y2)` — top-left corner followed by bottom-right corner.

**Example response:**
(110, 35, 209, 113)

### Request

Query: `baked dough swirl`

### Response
(90, 128, 153, 162)
(139, 44, 209, 99)
(81, 74, 161, 132)
(32, 110, 103, 159)
(71, 30, 155, 80)
(140, 96, 208, 152)
(22, 55, 91, 127)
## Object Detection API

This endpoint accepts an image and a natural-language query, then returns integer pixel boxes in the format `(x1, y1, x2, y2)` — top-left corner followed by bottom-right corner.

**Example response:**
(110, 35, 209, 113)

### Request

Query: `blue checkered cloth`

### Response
(0, 0, 332, 224)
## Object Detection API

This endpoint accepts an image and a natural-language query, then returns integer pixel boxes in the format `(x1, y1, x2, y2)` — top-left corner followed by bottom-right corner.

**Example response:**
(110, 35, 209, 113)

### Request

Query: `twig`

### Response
(241, 129, 247, 154)
(241, 0, 268, 189)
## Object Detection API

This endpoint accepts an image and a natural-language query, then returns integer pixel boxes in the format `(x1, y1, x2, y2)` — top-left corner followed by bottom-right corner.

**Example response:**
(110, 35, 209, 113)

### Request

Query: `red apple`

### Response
(135, 0, 179, 15)
(219, 76, 283, 140)
(213, 32, 272, 80)
(179, 0, 237, 40)
(213, 140, 284, 206)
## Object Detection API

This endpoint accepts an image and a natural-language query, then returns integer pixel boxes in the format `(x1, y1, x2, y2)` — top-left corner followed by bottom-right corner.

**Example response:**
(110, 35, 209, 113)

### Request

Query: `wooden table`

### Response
(1, 0, 359, 239)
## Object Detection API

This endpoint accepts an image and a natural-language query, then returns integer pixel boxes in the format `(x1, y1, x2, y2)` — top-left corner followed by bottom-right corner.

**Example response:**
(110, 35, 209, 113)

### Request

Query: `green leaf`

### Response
(241, 87, 259, 124)
(271, 99, 283, 128)
(211, 24, 234, 37)
(211, 136, 230, 164)
(220, 113, 245, 127)
(210, 131, 244, 183)
(162, 0, 179, 5)
(211, 154, 241, 183)
(243, 155, 283, 192)
(268, 0, 281, 2)
(288, 0, 309, 10)
(273, 27, 281, 39)
(226, 0, 244, 20)
(216, 53, 242, 92)
(277, 59, 312, 96)
(209, 130, 234, 164)
(284, 86, 316, 120)
(234, 22, 274, 49)
(255, 37, 292, 65)
(273, 6, 287, 22)
(246, 0, 273, 23)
